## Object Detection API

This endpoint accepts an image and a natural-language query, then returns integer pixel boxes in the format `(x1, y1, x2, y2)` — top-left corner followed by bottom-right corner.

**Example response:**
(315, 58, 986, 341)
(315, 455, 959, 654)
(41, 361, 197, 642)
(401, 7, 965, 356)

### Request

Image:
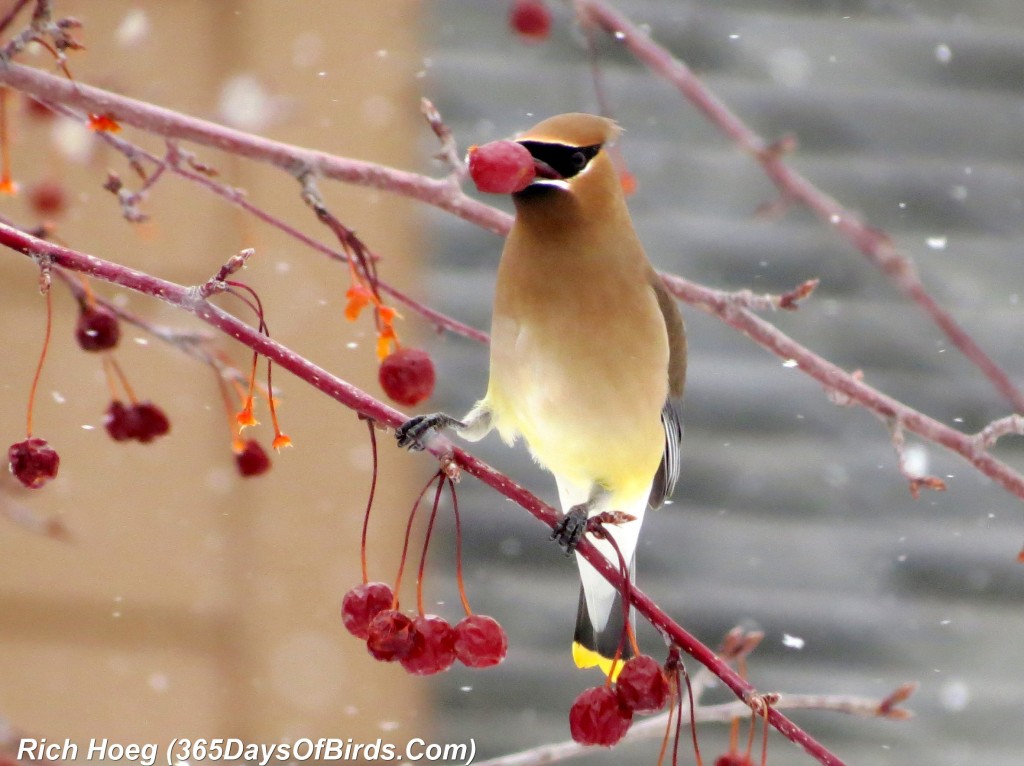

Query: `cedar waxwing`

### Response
(398, 113, 686, 678)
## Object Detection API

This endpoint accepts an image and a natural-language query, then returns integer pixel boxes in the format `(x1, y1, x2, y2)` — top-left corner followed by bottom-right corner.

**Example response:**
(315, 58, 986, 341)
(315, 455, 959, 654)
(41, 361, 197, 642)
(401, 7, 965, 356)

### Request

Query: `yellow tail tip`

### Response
(572, 641, 625, 682)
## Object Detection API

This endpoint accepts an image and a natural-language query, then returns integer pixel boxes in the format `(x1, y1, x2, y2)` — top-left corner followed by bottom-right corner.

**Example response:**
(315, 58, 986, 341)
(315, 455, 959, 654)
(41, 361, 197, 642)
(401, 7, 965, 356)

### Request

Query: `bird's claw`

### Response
(395, 413, 442, 450)
(550, 505, 590, 556)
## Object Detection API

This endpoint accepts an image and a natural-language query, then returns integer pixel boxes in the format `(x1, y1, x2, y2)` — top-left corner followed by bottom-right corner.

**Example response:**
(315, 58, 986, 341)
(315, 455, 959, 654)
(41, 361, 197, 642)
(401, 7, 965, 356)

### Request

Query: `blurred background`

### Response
(2, 1, 1024, 765)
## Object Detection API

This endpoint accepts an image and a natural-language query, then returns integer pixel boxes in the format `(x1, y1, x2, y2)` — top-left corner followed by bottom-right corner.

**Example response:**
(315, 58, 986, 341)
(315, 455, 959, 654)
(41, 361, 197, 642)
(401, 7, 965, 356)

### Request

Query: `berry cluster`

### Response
(379, 347, 435, 407)
(104, 400, 171, 443)
(343, 584, 508, 675)
(569, 654, 669, 747)
(341, 437, 508, 677)
(509, 0, 552, 42)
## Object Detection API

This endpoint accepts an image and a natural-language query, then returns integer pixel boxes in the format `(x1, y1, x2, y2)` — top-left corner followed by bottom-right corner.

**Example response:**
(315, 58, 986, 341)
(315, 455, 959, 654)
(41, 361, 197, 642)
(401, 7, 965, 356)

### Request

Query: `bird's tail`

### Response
(572, 558, 636, 681)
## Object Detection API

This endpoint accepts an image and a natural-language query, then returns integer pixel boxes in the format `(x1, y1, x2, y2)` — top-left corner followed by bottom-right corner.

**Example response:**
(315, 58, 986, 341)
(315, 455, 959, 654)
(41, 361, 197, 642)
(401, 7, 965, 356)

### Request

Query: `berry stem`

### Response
(213, 366, 244, 451)
(359, 418, 379, 584)
(656, 682, 675, 766)
(0, 87, 15, 194)
(760, 700, 771, 766)
(107, 355, 138, 404)
(24, 281, 53, 437)
(680, 662, 704, 766)
(415, 475, 446, 616)
(448, 477, 473, 616)
(392, 471, 442, 610)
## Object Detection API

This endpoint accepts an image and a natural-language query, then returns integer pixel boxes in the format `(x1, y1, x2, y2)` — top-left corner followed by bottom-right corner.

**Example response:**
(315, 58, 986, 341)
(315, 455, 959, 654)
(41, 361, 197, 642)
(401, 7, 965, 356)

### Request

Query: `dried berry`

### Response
(28, 180, 67, 217)
(104, 401, 134, 441)
(366, 609, 417, 662)
(103, 400, 170, 443)
(341, 582, 395, 640)
(615, 654, 669, 713)
(569, 685, 632, 747)
(468, 140, 536, 194)
(75, 305, 120, 352)
(131, 402, 170, 443)
(235, 439, 271, 477)
(8, 437, 59, 489)
(400, 615, 457, 676)
(509, 0, 552, 42)
(454, 614, 508, 668)
(379, 347, 436, 407)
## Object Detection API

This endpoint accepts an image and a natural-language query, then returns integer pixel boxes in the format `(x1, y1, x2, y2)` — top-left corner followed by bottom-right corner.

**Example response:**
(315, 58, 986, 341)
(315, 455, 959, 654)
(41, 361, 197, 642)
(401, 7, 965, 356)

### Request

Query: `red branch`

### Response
(0, 223, 845, 766)
(575, 0, 1024, 415)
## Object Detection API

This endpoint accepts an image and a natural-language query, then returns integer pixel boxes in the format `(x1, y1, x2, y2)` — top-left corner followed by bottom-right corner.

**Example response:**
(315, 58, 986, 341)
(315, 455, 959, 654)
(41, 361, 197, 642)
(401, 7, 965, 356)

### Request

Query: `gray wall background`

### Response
(416, 2, 1024, 764)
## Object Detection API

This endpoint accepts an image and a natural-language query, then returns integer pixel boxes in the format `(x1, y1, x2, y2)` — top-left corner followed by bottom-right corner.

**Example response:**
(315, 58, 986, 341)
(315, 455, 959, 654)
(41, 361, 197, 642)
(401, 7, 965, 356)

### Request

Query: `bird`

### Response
(397, 113, 686, 678)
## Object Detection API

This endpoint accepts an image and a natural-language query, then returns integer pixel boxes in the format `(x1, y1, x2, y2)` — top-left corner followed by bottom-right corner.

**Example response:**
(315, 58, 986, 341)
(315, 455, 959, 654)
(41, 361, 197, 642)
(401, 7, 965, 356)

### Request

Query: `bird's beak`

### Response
(531, 158, 562, 180)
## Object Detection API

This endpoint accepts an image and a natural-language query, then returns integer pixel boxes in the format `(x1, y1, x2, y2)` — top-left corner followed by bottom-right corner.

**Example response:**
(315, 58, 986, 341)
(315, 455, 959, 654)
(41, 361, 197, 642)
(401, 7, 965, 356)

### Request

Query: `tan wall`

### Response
(0, 1, 426, 754)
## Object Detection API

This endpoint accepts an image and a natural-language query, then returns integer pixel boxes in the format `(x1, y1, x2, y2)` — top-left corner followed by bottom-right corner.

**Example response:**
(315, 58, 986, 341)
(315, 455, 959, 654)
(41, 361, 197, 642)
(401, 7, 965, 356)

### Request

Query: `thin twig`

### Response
(574, 0, 1024, 414)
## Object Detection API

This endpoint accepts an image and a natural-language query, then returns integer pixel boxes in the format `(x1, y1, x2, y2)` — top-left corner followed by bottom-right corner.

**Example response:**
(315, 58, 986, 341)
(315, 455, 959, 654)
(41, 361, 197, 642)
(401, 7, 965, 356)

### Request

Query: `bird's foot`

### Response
(550, 504, 591, 556)
(395, 412, 463, 451)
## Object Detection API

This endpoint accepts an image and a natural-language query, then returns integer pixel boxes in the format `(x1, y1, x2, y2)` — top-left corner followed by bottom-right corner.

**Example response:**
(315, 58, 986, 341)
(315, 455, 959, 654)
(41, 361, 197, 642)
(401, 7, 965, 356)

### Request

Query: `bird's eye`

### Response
(571, 151, 587, 170)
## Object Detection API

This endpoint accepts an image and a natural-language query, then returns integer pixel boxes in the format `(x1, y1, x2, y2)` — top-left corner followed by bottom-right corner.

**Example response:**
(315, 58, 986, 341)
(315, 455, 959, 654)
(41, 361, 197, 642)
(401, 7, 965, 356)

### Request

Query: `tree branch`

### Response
(0, 223, 847, 766)
(574, 0, 1024, 415)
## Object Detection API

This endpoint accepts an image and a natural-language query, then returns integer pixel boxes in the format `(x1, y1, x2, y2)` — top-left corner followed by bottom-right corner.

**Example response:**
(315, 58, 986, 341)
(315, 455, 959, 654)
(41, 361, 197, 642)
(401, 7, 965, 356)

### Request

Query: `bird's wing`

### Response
(648, 271, 686, 509)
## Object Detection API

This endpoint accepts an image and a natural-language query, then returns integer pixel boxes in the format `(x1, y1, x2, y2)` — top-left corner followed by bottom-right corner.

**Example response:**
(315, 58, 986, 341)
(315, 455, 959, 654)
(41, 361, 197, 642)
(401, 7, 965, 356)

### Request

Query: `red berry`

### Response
(366, 609, 417, 662)
(75, 305, 121, 352)
(454, 614, 508, 668)
(569, 685, 633, 747)
(103, 401, 170, 443)
(379, 347, 436, 407)
(131, 402, 170, 443)
(104, 401, 134, 441)
(714, 755, 754, 766)
(468, 140, 536, 194)
(341, 582, 394, 640)
(400, 615, 457, 676)
(615, 655, 669, 713)
(8, 437, 60, 489)
(28, 180, 67, 217)
(509, 0, 551, 41)
(235, 439, 271, 477)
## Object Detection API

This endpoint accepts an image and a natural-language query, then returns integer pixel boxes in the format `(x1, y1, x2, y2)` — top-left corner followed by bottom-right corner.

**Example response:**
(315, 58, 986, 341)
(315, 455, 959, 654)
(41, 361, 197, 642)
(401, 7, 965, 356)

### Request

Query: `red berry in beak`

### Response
(468, 140, 537, 194)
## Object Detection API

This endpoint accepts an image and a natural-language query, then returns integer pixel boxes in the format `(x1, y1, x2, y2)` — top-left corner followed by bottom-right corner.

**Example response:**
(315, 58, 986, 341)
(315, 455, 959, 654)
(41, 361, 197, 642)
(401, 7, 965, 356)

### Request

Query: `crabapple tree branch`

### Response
(3, 63, 1020, 506)
(0, 223, 846, 766)
(574, 0, 1024, 415)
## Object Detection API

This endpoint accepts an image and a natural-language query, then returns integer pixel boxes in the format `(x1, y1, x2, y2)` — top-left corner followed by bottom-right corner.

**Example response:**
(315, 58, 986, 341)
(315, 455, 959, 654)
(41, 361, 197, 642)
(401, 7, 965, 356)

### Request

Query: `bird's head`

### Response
(512, 113, 623, 211)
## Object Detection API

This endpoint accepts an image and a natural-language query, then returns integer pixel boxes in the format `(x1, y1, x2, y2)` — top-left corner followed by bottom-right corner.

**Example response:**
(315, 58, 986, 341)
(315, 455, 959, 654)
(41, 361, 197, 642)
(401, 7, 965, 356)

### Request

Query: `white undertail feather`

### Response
(554, 475, 649, 633)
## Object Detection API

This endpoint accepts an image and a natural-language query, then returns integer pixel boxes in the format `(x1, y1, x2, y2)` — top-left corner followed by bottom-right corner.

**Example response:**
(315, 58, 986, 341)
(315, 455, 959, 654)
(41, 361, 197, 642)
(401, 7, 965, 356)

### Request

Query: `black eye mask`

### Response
(518, 142, 601, 180)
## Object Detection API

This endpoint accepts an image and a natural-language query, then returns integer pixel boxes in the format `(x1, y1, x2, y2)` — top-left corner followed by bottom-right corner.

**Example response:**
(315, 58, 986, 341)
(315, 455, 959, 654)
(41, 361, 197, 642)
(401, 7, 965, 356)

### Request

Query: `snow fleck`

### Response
(218, 74, 274, 132)
(782, 633, 805, 649)
(460, 685, 473, 692)
(613, 30, 626, 40)
(276, 261, 291, 274)
(949, 184, 968, 201)
(148, 672, 169, 692)
(51, 117, 95, 164)
(115, 9, 150, 48)
(344, 705, 358, 716)
(768, 47, 812, 88)
(926, 236, 947, 250)
(379, 721, 399, 732)
(291, 33, 323, 68)
(934, 44, 952, 64)
(782, 358, 798, 368)
(81, 424, 95, 431)
(939, 679, 970, 712)
(346, 342, 359, 350)
(51, 391, 66, 404)
(829, 213, 841, 224)
(902, 444, 929, 478)
(376, 49, 389, 58)
(728, 33, 741, 40)
(361, 95, 396, 129)
(1010, 294, 1019, 305)
(133, 337, 149, 345)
